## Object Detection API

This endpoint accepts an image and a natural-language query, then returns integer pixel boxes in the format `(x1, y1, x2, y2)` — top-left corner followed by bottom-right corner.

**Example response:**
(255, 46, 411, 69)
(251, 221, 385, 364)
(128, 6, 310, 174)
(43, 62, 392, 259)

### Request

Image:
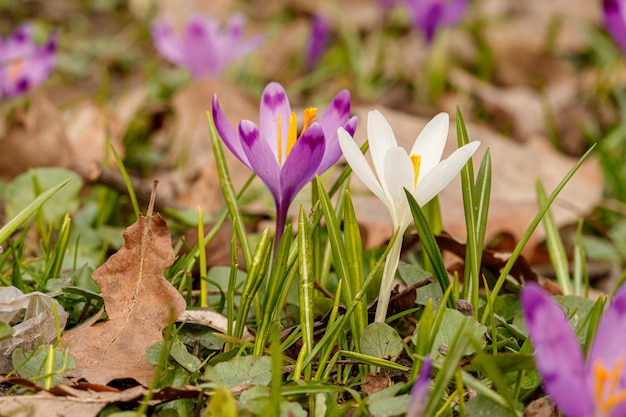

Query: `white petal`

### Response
(367, 110, 398, 182)
(338, 127, 387, 203)
(382, 147, 415, 230)
(414, 141, 481, 206)
(410, 112, 449, 179)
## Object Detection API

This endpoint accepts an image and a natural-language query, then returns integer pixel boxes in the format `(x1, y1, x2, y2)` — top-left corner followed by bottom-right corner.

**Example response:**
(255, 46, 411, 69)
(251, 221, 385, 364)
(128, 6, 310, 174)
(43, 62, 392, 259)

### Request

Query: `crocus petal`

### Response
(259, 82, 291, 161)
(604, 0, 626, 54)
(440, 0, 470, 26)
(220, 14, 263, 66)
(337, 127, 387, 203)
(382, 146, 415, 229)
(407, 356, 432, 417)
(316, 90, 353, 173)
(0, 25, 56, 98)
(239, 120, 281, 201)
(151, 21, 185, 66)
(413, 141, 479, 206)
(588, 285, 626, 382)
(305, 14, 331, 70)
(25, 33, 56, 86)
(317, 114, 359, 175)
(280, 122, 325, 207)
(4, 24, 32, 59)
(212, 95, 251, 169)
(521, 283, 595, 417)
(183, 16, 219, 77)
(367, 110, 399, 181)
(409, 112, 449, 179)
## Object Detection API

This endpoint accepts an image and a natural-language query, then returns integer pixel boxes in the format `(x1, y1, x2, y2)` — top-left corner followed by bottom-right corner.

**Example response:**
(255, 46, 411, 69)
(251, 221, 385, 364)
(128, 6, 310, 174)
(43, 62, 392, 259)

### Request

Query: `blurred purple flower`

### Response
(378, 0, 399, 10)
(305, 15, 331, 71)
(604, 0, 626, 55)
(407, 356, 432, 417)
(522, 283, 626, 417)
(0, 24, 56, 99)
(212, 82, 358, 243)
(151, 13, 263, 78)
(403, 0, 469, 43)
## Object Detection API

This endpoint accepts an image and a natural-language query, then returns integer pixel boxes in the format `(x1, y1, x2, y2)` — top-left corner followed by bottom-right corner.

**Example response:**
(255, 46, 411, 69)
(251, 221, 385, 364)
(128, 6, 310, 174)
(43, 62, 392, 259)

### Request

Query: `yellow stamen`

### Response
(302, 107, 317, 132)
(410, 154, 422, 188)
(594, 358, 626, 414)
(286, 112, 298, 159)
(277, 115, 283, 164)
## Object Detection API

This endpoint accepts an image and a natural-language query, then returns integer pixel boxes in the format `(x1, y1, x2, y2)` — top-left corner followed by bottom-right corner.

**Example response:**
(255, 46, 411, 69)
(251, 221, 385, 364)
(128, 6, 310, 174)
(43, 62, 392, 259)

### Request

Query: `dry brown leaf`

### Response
(0, 376, 202, 417)
(157, 77, 261, 212)
(0, 91, 72, 178)
(64, 87, 146, 178)
(62, 207, 186, 385)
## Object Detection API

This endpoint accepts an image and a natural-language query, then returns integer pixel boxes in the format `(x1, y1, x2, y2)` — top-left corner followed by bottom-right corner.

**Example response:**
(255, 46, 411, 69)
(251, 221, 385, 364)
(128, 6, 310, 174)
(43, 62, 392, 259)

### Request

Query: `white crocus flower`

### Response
(338, 110, 480, 323)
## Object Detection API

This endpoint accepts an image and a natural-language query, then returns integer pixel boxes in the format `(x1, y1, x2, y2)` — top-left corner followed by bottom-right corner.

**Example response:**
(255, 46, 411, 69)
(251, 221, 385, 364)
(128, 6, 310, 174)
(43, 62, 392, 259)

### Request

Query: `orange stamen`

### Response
(594, 358, 626, 414)
(410, 154, 422, 188)
(302, 107, 317, 132)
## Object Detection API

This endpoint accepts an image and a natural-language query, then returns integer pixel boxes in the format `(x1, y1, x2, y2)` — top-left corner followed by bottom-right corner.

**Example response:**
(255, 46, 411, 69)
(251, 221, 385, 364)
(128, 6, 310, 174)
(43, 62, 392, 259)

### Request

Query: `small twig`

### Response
(147, 180, 158, 217)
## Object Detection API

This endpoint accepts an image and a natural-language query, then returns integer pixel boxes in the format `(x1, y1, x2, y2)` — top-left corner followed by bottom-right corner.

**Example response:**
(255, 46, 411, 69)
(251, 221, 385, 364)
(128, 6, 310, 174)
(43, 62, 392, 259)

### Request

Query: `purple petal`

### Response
(305, 14, 331, 70)
(24, 32, 56, 86)
(407, 356, 432, 417)
(279, 122, 325, 208)
(259, 82, 291, 161)
(151, 21, 185, 66)
(587, 285, 626, 392)
(521, 283, 594, 417)
(604, 0, 626, 55)
(404, 0, 468, 43)
(215, 14, 263, 72)
(0, 26, 55, 98)
(239, 120, 281, 202)
(182, 16, 220, 77)
(316, 90, 355, 174)
(212, 94, 251, 169)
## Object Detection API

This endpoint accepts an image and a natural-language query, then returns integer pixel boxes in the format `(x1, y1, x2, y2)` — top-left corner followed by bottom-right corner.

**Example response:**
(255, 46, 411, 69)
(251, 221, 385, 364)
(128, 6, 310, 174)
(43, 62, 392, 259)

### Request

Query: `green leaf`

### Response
(431, 309, 486, 359)
(204, 355, 272, 388)
(0, 177, 72, 246)
(0, 322, 12, 341)
(12, 345, 75, 386)
(360, 322, 403, 360)
(5, 168, 81, 224)
(404, 190, 454, 307)
(170, 341, 201, 373)
(465, 395, 511, 417)
(466, 352, 535, 373)
(368, 394, 410, 417)
(555, 295, 595, 343)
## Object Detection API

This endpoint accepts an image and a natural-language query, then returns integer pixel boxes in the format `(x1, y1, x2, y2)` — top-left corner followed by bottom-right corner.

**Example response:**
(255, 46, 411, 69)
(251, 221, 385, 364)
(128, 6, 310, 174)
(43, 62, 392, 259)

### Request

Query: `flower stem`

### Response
(374, 230, 404, 323)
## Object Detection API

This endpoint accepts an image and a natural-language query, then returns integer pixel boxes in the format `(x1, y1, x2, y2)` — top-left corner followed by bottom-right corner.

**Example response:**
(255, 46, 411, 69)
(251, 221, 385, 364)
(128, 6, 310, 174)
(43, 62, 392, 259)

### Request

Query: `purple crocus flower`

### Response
(604, 0, 626, 55)
(212, 81, 358, 243)
(403, 0, 469, 43)
(407, 356, 432, 417)
(151, 13, 263, 78)
(305, 15, 331, 71)
(522, 283, 626, 417)
(0, 24, 56, 99)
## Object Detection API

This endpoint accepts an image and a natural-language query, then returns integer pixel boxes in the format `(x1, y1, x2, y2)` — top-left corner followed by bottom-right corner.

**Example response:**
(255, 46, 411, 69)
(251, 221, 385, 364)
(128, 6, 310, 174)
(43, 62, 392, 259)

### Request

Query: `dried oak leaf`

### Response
(61, 213, 186, 385)
(0, 376, 202, 417)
